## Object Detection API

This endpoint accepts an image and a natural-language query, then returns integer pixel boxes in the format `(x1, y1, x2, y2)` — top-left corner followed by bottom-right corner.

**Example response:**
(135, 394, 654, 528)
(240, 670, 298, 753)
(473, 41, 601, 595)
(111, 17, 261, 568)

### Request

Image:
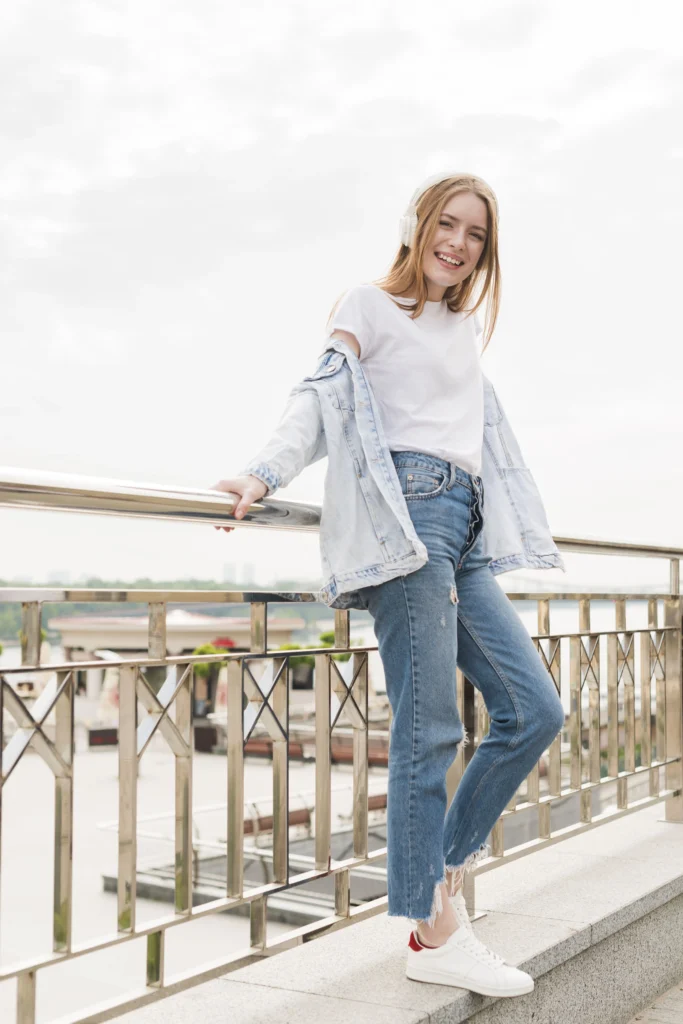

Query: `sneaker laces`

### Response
(456, 930, 507, 967)
(450, 891, 472, 931)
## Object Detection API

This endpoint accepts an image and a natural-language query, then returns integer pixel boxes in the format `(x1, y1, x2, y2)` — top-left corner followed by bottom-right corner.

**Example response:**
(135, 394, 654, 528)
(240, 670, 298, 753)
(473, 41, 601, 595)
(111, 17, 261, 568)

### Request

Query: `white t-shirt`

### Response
(326, 283, 484, 477)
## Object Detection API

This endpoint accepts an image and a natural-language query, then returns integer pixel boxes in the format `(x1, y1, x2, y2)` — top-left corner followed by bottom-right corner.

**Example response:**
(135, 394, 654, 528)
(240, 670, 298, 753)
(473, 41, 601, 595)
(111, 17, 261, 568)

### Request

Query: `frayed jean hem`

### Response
(444, 842, 491, 896)
(388, 840, 490, 929)
(387, 872, 448, 930)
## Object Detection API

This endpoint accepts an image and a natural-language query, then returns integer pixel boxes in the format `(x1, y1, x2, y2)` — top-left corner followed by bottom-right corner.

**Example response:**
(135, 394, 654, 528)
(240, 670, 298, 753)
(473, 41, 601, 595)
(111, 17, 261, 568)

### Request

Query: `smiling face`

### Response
(423, 190, 489, 300)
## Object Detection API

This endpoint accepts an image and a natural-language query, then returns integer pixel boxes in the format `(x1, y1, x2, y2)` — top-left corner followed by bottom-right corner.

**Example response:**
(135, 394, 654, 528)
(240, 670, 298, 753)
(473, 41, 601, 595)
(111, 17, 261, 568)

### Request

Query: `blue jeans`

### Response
(363, 451, 565, 925)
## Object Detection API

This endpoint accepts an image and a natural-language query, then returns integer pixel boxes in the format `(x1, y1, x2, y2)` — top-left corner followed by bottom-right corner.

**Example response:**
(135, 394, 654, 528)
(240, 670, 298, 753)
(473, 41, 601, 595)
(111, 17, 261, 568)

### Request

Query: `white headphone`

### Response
(398, 171, 498, 248)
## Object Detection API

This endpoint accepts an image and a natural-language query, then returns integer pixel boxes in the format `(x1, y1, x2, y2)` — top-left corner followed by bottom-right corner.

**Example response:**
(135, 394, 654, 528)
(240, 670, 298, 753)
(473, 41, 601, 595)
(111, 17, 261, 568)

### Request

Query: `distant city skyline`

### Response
(2, 561, 675, 594)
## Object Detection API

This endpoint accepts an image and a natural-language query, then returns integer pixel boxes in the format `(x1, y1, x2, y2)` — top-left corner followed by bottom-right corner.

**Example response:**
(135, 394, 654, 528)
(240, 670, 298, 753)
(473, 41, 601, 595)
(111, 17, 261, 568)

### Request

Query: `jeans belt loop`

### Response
(447, 461, 456, 491)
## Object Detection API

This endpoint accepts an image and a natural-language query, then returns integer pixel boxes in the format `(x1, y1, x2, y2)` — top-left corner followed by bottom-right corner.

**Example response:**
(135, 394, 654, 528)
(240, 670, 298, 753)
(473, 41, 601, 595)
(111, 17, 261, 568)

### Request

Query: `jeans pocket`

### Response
(396, 465, 448, 500)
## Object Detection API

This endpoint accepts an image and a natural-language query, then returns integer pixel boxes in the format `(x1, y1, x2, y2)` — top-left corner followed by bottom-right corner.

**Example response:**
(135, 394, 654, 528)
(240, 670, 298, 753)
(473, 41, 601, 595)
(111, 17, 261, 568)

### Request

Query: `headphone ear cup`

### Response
(399, 211, 418, 247)
(398, 215, 408, 245)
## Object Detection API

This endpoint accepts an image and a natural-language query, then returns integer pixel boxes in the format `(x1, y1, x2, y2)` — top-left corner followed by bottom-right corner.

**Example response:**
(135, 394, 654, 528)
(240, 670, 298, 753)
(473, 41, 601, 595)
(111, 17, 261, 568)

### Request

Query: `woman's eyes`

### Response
(439, 220, 484, 242)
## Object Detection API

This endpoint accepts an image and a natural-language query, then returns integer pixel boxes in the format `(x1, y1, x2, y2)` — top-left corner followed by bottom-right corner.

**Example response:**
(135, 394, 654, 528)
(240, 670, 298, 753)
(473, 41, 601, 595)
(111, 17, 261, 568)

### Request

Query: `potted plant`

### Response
(278, 632, 364, 689)
(191, 638, 238, 716)
(278, 643, 315, 689)
(319, 630, 359, 662)
(191, 643, 223, 716)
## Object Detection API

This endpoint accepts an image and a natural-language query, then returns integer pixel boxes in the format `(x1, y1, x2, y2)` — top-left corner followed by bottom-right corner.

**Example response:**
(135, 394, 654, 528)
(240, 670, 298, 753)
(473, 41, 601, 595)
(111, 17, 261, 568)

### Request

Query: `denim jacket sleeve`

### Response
(238, 379, 328, 497)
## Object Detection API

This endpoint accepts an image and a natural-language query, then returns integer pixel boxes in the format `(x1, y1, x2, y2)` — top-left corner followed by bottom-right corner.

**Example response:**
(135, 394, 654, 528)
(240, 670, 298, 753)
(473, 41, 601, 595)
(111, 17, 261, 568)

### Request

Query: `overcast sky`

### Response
(1, 0, 681, 589)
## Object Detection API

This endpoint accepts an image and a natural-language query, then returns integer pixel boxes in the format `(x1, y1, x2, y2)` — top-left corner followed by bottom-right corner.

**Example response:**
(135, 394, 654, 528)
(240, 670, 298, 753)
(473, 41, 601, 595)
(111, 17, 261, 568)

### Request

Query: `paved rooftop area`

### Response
(118, 802, 683, 1024)
(627, 980, 683, 1023)
(0, 744, 376, 1020)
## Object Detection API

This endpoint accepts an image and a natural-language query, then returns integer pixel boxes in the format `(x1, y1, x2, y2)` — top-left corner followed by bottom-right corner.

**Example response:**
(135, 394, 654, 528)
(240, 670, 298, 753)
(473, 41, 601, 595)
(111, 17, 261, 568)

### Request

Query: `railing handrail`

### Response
(1, 465, 682, 561)
(0, 465, 320, 531)
(0, 588, 679, 606)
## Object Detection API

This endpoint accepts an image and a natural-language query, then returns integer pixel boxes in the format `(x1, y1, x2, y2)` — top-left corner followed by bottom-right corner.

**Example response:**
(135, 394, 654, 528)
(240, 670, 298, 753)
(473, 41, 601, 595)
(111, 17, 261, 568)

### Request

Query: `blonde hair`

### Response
(328, 173, 501, 352)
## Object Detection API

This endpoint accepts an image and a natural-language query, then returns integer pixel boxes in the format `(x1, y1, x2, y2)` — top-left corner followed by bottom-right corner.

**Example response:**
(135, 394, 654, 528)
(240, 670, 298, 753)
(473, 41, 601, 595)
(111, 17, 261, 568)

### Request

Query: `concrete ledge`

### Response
(120, 804, 683, 1024)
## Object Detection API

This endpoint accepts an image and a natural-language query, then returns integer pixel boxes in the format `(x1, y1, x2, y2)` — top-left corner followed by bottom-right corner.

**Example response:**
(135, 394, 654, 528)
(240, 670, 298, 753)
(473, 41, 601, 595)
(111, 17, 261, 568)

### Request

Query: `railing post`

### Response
(20, 602, 41, 666)
(174, 664, 193, 914)
(271, 655, 289, 886)
(53, 669, 74, 952)
(315, 652, 332, 871)
(664, 559, 682, 822)
(227, 657, 244, 897)
(146, 930, 165, 988)
(335, 869, 351, 917)
(352, 654, 369, 859)
(148, 602, 167, 660)
(250, 894, 267, 950)
(17, 971, 36, 1024)
(117, 665, 138, 932)
(569, 634, 582, 792)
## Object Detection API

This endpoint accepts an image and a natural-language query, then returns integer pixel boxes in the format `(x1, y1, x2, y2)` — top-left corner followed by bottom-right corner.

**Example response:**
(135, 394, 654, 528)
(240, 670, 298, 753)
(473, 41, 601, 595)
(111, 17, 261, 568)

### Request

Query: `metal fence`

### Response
(0, 467, 681, 1023)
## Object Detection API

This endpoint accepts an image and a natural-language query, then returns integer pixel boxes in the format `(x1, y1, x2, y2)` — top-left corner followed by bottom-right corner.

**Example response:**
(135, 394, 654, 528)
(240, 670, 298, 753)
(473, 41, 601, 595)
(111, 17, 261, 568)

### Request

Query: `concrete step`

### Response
(119, 803, 683, 1024)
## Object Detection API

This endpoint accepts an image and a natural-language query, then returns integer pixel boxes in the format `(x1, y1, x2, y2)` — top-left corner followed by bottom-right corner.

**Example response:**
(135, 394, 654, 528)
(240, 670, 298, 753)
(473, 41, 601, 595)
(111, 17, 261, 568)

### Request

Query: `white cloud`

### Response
(1, 0, 681, 583)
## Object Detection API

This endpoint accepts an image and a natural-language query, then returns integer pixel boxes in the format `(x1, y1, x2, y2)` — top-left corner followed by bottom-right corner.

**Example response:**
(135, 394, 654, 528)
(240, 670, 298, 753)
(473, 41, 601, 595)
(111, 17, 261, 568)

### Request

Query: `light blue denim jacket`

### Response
(240, 338, 565, 610)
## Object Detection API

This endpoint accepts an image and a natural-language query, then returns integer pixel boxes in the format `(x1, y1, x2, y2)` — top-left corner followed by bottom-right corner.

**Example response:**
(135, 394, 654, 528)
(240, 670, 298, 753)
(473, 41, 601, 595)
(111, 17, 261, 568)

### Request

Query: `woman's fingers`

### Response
(209, 476, 268, 531)
(233, 497, 253, 519)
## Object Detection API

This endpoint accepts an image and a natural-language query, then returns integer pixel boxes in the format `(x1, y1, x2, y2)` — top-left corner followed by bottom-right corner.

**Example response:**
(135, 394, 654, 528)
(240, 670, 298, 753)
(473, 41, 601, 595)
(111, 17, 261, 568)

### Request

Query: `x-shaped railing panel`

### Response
(616, 632, 635, 687)
(135, 664, 193, 759)
(647, 629, 666, 681)
(330, 654, 366, 730)
(535, 637, 561, 690)
(243, 658, 287, 742)
(1, 672, 73, 782)
(580, 634, 600, 689)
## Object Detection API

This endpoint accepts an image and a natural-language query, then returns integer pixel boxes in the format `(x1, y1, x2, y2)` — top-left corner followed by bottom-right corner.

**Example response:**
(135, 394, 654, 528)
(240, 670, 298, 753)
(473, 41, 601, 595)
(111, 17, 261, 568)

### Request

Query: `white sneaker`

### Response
(448, 888, 473, 933)
(406, 926, 534, 997)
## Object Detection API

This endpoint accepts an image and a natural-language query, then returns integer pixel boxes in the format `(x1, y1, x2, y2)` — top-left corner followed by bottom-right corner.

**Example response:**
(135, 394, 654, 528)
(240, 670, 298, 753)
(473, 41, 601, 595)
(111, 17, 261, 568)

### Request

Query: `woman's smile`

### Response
(435, 251, 466, 271)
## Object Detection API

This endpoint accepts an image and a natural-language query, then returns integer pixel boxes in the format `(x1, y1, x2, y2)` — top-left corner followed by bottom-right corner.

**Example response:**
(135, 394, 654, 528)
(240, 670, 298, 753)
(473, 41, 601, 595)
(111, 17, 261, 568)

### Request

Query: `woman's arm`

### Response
(210, 381, 326, 529)
(330, 328, 360, 358)
(238, 382, 327, 496)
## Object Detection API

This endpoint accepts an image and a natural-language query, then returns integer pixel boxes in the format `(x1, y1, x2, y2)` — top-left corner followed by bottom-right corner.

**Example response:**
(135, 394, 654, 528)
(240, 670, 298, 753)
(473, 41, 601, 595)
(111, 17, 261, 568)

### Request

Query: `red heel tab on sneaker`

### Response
(408, 931, 423, 952)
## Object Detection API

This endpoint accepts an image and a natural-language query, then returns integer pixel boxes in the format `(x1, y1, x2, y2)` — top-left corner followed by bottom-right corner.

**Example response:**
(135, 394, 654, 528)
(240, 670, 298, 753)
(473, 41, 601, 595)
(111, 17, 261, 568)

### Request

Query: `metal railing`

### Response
(0, 467, 681, 1023)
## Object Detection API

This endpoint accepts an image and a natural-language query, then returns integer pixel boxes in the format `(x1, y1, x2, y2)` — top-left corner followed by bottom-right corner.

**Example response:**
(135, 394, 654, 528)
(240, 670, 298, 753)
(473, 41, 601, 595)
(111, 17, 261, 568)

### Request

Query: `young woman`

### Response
(212, 172, 565, 998)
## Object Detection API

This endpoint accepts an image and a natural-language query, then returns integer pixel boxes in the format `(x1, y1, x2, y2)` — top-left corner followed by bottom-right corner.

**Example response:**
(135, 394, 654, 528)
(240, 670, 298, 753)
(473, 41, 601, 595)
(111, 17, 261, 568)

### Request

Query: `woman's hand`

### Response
(210, 475, 269, 533)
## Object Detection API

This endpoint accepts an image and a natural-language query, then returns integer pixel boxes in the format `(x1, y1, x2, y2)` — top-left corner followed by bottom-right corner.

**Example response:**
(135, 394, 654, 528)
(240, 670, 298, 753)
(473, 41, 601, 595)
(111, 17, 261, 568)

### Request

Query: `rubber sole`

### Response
(406, 962, 534, 997)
